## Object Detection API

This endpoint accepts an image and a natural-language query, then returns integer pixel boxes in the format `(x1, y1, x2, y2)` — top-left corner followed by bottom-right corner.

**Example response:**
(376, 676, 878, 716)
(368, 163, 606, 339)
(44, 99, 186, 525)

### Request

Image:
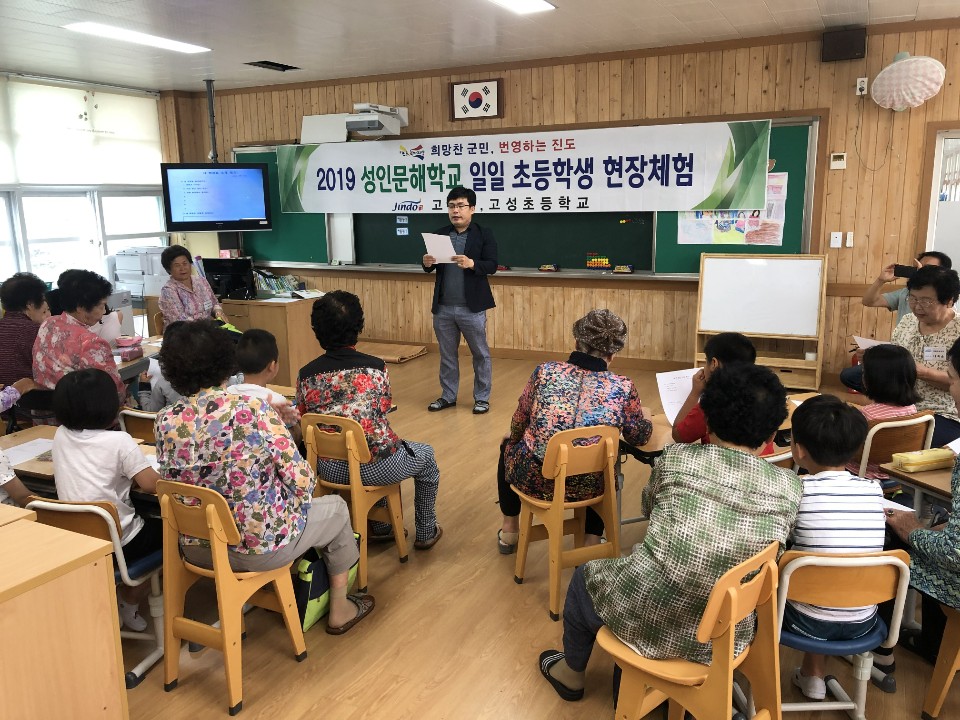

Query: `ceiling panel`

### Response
(0, 0, 956, 92)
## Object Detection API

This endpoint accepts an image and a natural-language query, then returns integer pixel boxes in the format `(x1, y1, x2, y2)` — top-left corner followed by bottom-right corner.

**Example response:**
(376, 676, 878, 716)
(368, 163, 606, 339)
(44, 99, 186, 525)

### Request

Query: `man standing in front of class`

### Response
(422, 186, 498, 415)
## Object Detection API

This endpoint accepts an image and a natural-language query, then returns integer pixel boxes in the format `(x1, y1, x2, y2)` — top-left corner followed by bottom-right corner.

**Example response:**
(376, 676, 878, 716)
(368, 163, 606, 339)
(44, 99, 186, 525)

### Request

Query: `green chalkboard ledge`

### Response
(253, 261, 698, 283)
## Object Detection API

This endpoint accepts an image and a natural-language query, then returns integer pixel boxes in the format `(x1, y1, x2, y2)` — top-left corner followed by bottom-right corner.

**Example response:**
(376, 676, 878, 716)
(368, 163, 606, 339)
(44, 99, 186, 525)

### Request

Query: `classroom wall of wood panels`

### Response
(157, 21, 960, 377)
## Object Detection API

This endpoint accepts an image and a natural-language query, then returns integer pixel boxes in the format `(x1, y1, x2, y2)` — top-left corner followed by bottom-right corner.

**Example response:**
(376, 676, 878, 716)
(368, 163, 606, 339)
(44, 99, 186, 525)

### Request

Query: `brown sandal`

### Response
(326, 594, 375, 635)
(414, 525, 443, 550)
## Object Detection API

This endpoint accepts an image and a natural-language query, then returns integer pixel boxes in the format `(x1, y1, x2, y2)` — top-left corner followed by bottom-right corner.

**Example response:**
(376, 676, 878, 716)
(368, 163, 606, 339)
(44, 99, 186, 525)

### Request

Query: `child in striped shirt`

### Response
(788, 395, 886, 700)
(845, 344, 919, 479)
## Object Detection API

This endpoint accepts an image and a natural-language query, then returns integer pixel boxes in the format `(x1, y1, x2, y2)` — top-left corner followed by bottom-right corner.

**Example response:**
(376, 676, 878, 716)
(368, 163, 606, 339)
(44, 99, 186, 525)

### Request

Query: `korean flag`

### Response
(453, 81, 499, 120)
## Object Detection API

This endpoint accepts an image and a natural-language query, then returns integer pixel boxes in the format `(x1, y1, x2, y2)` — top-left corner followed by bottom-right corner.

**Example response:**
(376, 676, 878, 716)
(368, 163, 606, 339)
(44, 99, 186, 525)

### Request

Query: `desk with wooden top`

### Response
(0, 520, 128, 718)
(2, 425, 159, 514)
(0, 503, 35, 526)
(880, 461, 953, 518)
(220, 298, 322, 386)
(115, 341, 160, 382)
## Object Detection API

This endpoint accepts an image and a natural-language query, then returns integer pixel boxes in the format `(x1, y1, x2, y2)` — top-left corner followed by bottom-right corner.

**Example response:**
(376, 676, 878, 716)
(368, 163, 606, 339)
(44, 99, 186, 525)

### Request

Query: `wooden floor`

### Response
(125, 352, 957, 719)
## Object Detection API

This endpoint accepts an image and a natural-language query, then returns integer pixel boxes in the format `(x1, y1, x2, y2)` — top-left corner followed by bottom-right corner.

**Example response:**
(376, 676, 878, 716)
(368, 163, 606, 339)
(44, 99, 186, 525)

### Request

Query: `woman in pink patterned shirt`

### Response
(32, 270, 127, 407)
(845, 344, 920, 479)
(158, 245, 223, 326)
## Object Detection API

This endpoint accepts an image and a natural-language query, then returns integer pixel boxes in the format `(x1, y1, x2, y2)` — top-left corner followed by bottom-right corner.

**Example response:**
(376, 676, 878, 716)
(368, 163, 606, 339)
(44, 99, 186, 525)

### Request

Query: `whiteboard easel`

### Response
(695, 254, 828, 390)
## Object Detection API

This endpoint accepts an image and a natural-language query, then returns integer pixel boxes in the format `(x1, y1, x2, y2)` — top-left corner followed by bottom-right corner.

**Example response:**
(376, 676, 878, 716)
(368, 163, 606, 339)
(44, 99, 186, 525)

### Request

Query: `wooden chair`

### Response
(776, 550, 911, 720)
(596, 541, 783, 720)
(922, 604, 960, 720)
(25, 496, 164, 689)
(513, 425, 621, 621)
(854, 411, 935, 477)
(156, 480, 306, 716)
(153, 311, 165, 336)
(301, 413, 408, 593)
(119, 408, 158, 443)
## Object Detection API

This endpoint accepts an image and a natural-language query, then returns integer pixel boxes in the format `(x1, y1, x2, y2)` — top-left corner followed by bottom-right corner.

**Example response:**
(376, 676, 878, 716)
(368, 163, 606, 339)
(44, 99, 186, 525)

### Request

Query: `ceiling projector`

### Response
(345, 103, 409, 136)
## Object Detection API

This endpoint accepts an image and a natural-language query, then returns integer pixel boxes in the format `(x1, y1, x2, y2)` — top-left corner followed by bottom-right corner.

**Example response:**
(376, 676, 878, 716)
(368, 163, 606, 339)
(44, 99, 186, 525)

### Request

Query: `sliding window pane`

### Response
(22, 195, 100, 283)
(101, 195, 164, 236)
(0, 196, 18, 278)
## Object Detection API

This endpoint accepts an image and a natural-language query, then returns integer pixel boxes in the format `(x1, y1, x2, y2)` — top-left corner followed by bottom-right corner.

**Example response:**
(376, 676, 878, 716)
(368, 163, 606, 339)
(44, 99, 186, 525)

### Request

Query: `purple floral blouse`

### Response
(505, 352, 652, 501)
(159, 275, 222, 325)
(155, 388, 315, 555)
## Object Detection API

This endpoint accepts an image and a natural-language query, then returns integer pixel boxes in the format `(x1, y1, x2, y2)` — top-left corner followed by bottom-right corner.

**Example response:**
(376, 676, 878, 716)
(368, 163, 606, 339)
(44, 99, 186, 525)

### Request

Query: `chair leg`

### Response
(220, 605, 244, 715)
(514, 505, 533, 583)
(353, 495, 370, 592)
(923, 609, 960, 719)
(126, 573, 165, 689)
(667, 699, 685, 720)
(548, 521, 563, 621)
(385, 491, 409, 562)
(272, 575, 307, 661)
(573, 507, 586, 548)
(614, 671, 663, 720)
(163, 566, 189, 692)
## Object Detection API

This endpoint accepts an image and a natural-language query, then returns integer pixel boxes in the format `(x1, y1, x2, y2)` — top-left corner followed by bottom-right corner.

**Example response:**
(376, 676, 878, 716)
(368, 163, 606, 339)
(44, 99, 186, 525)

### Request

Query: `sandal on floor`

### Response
(414, 525, 443, 550)
(473, 400, 490, 415)
(497, 529, 517, 555)
(326, 594, 375, 636)
(428, 398, 456, 412)
(539, 650, 584, 701)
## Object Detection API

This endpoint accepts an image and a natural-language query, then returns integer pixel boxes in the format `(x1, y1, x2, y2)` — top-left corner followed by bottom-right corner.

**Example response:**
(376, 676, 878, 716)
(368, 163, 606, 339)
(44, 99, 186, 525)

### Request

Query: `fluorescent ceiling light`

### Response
(64, 22, 210, 54)
(487, 0, 556, 14)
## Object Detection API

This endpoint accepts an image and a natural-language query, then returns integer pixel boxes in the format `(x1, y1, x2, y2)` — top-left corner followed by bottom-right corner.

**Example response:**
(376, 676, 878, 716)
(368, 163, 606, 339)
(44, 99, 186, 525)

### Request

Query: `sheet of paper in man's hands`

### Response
(656, 367, 701, 425)
(422, 233, 456, 262)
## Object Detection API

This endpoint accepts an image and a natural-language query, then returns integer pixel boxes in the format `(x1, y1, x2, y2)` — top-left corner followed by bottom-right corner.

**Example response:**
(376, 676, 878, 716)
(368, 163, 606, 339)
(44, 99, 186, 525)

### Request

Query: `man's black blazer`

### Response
(422, 221, 498, 313)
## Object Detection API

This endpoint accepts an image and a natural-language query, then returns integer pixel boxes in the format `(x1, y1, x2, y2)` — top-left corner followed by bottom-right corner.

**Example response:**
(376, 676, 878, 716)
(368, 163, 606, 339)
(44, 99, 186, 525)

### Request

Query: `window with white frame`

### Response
(0, 75, 167, 284)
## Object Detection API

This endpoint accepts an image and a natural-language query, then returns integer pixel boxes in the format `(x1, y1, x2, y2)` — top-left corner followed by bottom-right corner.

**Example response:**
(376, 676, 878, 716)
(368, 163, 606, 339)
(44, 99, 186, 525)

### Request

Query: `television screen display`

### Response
(160, 163, 272, 233)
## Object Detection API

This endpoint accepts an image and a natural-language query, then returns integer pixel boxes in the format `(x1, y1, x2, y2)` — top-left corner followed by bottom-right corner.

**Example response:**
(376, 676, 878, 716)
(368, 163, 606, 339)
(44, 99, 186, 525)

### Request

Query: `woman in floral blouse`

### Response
(496, 309, 653, 553)
(538, 363, 802, 703)
(158, 245, 224, 326)
(155, 319, 374, 634)
(32, 269, 126, 406)
(297, 291, 442, 550)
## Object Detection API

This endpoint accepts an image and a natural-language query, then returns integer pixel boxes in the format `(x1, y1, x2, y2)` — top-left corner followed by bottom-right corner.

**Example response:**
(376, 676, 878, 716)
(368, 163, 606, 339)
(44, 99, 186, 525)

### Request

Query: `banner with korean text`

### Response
(277, 120, 770, 214)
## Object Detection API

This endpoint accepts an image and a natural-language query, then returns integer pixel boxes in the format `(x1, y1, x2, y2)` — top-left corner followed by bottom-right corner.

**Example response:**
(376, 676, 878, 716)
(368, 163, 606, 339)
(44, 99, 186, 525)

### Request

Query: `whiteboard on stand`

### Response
(698, 255, 825, 337)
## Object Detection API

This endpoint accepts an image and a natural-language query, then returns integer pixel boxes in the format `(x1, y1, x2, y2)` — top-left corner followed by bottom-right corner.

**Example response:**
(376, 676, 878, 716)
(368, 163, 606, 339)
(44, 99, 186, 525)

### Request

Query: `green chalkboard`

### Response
(234, 149, 328, 264)
(653, 123, 810, 273)
(354, 211, 653, 270)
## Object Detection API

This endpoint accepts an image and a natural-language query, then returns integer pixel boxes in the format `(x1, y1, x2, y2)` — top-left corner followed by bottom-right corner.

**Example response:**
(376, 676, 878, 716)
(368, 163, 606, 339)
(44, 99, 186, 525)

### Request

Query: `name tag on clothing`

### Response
(923, 346, 947, 363)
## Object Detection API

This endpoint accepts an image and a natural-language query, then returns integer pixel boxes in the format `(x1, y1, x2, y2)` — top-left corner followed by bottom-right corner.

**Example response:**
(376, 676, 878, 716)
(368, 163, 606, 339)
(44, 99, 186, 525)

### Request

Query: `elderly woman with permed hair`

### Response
(158, 244, 224, 326)
(496, 309, 653, 553)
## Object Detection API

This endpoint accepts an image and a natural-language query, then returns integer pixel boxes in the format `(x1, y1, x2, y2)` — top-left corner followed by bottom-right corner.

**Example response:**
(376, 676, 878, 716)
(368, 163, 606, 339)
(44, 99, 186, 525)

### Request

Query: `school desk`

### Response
(0, 503, 35, 526)
(880, 462, 952, 518)
(115, 340, 159, 382)
(2, 425, 159, 515)
(0, 520, 128, 718)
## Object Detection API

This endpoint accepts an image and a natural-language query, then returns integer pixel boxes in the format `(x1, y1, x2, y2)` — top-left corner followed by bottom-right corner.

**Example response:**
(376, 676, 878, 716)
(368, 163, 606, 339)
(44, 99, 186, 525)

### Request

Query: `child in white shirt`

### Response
(226, 328, 301, 440)
(788, 395, 886, 700)
(52, 368, 161, 631)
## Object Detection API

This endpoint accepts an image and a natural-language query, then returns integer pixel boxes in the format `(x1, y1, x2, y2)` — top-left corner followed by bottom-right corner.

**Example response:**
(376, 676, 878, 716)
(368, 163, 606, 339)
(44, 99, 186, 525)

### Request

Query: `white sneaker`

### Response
(792, 669, 826, 700)
(118, 598, 147, 632)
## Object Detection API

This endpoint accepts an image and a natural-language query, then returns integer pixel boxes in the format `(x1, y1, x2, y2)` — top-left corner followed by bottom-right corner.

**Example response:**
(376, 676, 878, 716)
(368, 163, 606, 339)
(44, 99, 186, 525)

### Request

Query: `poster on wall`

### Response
(276, 120, 770, 214)
(677, 172, 788, 245)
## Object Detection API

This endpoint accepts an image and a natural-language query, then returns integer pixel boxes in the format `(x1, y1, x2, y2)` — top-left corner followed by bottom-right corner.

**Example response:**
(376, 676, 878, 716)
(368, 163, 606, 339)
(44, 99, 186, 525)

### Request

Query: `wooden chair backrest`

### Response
(860, 411, 934, 470)
(153, 312, 165, 336)
(156, 479, 241, 547)
(778, 549, 911, 608)
(697, 541, 780, 644)
(27, 496, 121, 543)
(301, 413, 372, 466)
(119, 408, 158, 444)
(541, 425, 619, 480)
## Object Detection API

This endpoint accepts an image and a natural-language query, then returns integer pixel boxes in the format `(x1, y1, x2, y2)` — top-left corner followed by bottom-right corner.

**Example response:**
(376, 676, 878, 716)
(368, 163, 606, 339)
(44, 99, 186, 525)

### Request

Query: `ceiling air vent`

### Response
(245, 60, 300, 72)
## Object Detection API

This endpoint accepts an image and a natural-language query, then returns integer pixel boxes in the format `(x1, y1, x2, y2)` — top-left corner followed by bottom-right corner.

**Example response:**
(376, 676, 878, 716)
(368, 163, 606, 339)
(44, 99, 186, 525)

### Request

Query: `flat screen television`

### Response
(201, 257, 257, 300)
(160, 163, 272, 233)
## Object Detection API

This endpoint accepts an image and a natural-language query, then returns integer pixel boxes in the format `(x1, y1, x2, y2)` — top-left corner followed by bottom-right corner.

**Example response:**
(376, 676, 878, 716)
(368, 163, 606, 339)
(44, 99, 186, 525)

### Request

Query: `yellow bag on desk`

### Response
(890, 448, 956, 472)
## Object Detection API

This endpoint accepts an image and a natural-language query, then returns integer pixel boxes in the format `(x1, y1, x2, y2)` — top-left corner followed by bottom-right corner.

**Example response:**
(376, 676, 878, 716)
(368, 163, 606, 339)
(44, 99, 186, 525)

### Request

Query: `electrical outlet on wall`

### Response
(856, 77, 868, 96)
